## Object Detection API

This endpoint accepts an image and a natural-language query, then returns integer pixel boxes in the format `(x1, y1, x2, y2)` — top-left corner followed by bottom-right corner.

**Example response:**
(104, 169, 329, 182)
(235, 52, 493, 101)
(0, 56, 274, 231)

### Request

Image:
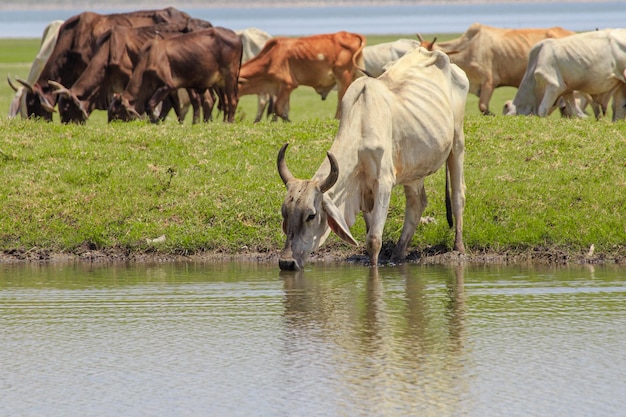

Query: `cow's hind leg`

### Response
(273, 88, 293, 122)
(391, 180, 427, 261)
(478, 79, 495, 115)
(447, 147, 466, 253)
(254, 93, 270, 123)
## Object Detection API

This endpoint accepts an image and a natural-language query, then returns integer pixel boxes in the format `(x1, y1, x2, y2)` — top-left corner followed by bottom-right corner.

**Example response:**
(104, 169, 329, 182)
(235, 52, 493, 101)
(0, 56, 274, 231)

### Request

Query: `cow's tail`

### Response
(445, 165, 453, 228)
(352, 33, 367, 75)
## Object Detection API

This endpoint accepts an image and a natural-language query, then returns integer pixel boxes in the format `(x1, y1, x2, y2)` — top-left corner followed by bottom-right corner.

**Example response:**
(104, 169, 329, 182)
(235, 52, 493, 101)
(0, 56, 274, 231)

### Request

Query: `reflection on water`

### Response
(1, 262, 625, 416)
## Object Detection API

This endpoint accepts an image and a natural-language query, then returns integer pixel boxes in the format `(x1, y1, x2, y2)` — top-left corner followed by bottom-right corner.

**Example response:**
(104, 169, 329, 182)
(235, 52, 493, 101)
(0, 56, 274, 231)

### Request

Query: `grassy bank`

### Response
(1, 37, 625, 264)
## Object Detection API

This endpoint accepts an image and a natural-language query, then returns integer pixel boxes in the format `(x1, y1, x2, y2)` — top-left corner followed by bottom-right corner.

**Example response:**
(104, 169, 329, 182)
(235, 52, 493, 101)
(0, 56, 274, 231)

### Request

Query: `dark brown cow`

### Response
(49, 18, 213, 124)
(238, 31, 366, 121)
(108, 27, 242, 123)
(14, 7, 192, 121)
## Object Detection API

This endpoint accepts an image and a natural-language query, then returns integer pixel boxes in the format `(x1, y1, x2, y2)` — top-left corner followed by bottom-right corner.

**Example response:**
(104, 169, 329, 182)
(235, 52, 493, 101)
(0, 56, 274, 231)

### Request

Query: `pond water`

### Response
(1, 261, 625, 416)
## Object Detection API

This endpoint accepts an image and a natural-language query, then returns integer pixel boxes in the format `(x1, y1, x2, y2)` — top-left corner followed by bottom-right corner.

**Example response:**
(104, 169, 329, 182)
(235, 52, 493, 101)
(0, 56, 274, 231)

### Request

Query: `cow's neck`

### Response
(312, 143, 361, 229)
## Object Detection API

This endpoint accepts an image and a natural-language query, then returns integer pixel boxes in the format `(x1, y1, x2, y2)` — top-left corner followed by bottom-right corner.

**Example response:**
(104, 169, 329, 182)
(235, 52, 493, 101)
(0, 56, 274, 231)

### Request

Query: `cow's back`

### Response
(236, 27, 272, 63)
(536, 29, 626, 91)
(436, 23, 575, 88)
(363, 38, 420, 77)
(334, 48, 468, 181)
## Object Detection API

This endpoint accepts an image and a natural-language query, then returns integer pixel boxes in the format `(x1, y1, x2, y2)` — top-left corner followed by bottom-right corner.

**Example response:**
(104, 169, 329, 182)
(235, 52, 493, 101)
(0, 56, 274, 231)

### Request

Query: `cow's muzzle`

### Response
(279, 258, 300, 271)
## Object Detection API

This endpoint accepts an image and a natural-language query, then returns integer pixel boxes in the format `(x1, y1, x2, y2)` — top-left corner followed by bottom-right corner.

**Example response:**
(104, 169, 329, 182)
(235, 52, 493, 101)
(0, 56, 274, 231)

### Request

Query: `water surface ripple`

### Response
(1, 262, 624, 416)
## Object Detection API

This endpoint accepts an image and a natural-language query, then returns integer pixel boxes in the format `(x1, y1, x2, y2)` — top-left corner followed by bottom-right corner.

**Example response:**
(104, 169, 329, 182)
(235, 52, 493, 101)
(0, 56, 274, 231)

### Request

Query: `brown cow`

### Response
(108, 27, 242, 123)
(49, 18, 213, 124)
(14, 7, 192, 121)
(420, 23, 575, 115)
(238, 31, 366, 121)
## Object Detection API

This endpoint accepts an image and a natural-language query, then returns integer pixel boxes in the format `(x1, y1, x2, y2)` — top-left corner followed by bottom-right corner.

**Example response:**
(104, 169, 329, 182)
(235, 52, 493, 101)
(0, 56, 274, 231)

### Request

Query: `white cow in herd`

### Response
(503, 28, 626, 120)
(8, 20, 63, 118)
(235, 27, 274, 122)
(362, 38, 421, 77)
(420, 23, 576, 115)
(277, 47, 468, 270)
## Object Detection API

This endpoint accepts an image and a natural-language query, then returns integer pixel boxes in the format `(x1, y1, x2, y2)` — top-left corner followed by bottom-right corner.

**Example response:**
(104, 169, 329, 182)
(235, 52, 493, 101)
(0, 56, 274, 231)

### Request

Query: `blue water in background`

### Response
(0, 2, 623, 38)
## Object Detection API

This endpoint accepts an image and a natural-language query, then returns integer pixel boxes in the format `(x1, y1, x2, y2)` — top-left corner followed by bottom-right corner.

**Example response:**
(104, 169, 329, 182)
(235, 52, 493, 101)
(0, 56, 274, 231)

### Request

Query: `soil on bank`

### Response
(1, 245, 624, 266)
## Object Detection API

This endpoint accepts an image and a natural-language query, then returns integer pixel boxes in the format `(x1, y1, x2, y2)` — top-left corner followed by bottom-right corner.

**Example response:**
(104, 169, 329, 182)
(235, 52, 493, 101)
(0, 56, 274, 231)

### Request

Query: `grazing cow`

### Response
(277, 47, 468, 270)
(107, 27, 243, 123)
(362, 38, 421, 77)
(235, 27, 274, 122)
(49, 18, 213, 124)
(503, 29, 626, 121)
(420, 23, 574, 115)
(236, 27, 272, 63)
(8, 20, 64, 118)
(238, 31, 366, 121)
(13, 7, 192, 121)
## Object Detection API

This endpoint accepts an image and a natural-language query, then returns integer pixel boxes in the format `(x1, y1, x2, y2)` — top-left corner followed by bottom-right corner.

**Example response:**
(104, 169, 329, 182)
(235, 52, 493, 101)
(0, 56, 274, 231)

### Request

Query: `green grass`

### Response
(0, 36, 625, 262)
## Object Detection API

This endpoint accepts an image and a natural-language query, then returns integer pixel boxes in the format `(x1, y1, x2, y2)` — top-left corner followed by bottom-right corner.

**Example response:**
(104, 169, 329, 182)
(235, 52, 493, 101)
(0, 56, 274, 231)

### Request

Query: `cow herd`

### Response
(7, 9, 626, 269)
(8, 11, 626, 124)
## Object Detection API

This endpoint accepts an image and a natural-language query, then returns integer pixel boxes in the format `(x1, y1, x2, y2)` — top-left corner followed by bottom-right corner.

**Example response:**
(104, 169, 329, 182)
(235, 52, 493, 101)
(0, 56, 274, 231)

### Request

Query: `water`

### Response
(1, 261, 625, 416)
(0, 2, 624, 38)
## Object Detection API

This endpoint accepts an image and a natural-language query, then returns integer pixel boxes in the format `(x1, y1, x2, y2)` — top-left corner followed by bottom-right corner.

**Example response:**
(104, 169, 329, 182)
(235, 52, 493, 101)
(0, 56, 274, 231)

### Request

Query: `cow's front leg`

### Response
(479, 80, 495, 115)
(365, 180, 392, 267)
(392, 181, 427, 261)
(148, 86, 174, 123)
(538, 85, 564, 117)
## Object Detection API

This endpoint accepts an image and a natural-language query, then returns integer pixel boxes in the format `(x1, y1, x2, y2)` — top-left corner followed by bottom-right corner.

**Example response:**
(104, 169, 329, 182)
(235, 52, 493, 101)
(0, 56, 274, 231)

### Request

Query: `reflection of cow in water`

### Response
(281, 264, 467, 410)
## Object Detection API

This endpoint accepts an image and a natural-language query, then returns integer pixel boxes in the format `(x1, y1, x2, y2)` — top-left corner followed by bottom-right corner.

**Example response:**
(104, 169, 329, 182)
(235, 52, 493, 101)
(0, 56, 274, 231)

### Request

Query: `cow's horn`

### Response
(319, 151, 339, 193)
(416, 33, 424, 42)
(129, 106, 142, 119)
(277, 143, 295, 185)
(48, 80, 70, 97)
(39, 95, 56, 113)
(16, 77, 33, 92)
(7, 75, 19, 92)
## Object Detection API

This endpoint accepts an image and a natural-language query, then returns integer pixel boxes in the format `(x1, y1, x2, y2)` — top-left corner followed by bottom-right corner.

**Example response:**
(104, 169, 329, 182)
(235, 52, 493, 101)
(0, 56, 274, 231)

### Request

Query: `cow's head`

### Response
(277, 143, 357, 271)
(13, 78, 55, 121)
(108, 93, 141, 122)
(7, 76, 24, 118)
(417, 34, 437, 51)
(502, 100, 517, 115)
(49, 81, 89, 124)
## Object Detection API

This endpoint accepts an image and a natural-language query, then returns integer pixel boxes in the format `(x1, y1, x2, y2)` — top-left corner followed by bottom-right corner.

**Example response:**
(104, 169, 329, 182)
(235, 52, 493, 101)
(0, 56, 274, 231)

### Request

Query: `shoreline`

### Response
(2, 246, 623, 267)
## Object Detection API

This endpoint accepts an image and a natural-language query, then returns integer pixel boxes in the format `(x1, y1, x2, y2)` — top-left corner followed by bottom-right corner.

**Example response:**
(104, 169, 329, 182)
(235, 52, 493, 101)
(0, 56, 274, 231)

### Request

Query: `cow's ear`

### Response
(322, 195, 358, 246)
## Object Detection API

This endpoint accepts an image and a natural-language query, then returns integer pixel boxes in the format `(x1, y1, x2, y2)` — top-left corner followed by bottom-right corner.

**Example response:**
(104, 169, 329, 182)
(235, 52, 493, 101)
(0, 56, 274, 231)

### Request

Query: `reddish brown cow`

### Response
(108, 27, 242, 123)
(14, 7, 192, 121)
(238, 31, 366, 121)
(49, 18, 213, 124)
